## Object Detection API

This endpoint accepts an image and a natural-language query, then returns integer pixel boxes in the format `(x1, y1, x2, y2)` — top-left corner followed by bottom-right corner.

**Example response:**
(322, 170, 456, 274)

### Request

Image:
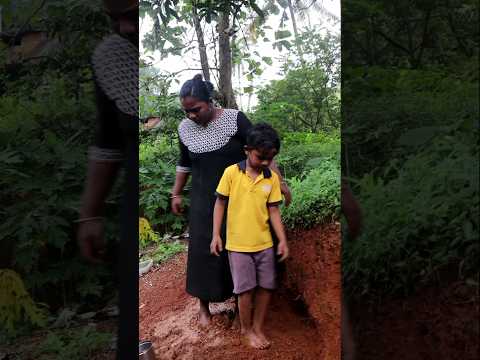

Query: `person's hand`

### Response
(280, 182, 292, 207)
(171, 196, 183, 215)
(210, 235, 223, 256)
(277, 240, 289, 262)
(77, 220, 106, 264)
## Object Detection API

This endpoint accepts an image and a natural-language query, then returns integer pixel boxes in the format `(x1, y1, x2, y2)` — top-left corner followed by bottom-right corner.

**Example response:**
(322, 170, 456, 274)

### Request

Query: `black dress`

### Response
(91, 33, 138, 359)
(177, 109, 252, 302)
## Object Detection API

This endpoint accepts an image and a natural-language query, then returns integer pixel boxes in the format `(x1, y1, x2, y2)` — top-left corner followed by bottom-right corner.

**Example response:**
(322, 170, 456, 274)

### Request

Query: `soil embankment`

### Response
(139, 223, 341, 359)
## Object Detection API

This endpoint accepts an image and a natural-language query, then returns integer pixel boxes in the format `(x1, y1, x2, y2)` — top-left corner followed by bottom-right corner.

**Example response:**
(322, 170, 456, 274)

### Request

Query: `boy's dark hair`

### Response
(179, 74, 214, 102)
(246, 123, 281, 152)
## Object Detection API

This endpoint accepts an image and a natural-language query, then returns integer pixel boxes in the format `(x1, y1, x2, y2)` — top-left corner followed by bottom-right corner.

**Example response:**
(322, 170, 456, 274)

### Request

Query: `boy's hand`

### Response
(210, 235, 223, 256)
(277, 240, 289, 262)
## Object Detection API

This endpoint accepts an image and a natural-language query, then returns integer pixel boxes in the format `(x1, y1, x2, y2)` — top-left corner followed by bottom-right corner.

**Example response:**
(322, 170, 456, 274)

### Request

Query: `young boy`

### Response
(210, 123, 289, 350)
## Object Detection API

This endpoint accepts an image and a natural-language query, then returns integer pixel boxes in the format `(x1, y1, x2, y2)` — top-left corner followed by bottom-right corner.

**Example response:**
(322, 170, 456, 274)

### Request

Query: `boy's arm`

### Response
(268, 206, 289, 261)
(211, 197, 227, 256)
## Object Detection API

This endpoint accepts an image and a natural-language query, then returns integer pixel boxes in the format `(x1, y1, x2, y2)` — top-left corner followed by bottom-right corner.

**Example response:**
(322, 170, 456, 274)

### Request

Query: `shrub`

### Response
(343, 131, 479, 298)
(276, 131, 340, 180)
(282, 164, 340, 229)
(139, 136, 189, 235)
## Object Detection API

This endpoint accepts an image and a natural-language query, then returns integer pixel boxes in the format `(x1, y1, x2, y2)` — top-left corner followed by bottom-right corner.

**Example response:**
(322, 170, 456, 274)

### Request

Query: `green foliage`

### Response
(282, 165, 340, 229)
(343, 131, 479, 298)
(276, 132, 341, 229)
(139, 135, 189, 235)
(36, 326, 113, 360)
(139, 218, 161, 249)
(0, 270, 48, 337)
(253, 56, 340, 133)
(276, 131, 340, 180)
(139, 68, 184, 138)
(0, 75, 117, 306)
(150, 240, 186, 264)
(342, 50, 479, 299)
(0, 1, 117, 327)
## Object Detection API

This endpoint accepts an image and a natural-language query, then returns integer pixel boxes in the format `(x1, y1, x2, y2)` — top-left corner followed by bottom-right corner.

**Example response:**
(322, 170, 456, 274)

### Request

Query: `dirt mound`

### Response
(139, 223, 341, 360)
(284, 223, 341, 359)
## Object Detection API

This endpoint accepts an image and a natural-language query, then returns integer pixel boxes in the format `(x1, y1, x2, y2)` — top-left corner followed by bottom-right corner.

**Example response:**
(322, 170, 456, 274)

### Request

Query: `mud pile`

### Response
(283, 223, 341, 359)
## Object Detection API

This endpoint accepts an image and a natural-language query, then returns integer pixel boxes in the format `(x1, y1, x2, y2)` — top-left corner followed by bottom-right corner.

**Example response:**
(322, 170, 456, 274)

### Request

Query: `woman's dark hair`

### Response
(246, 122, 281, 152)
(179, 74, 214, 102)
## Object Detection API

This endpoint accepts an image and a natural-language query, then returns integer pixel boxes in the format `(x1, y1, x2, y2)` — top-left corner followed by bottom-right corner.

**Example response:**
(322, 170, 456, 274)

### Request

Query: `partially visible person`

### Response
(341, 178, 363, 360)
(76, 1, 138, 359)
(210, 123, 289, 349)
(171, 74, 292, 327)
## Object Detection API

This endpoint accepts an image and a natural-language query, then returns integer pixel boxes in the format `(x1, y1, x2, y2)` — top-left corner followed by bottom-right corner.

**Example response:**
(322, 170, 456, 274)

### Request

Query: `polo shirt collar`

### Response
(237, 160, 272, 178)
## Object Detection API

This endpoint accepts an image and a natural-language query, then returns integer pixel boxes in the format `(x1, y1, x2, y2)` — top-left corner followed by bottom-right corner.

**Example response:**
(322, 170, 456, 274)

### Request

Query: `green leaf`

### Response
(262, 56, 273, 65)
(274, 30, 292, 40)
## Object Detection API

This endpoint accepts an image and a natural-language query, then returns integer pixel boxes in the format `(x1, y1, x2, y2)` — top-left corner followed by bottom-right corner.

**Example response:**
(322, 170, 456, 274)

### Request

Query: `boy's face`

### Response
(245, 147, 278, 171)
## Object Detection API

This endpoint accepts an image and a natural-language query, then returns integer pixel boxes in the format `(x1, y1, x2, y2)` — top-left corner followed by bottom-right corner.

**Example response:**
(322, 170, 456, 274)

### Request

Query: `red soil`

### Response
(139, 224, 341, 360)
(283, 223, 342, 359)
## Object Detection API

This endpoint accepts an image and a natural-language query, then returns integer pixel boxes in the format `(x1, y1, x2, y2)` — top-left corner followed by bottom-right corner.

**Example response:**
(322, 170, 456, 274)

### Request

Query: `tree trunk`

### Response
(192, 6, 210, 81)
(218, 9, 238, 109)
(287, 0, 304, 61)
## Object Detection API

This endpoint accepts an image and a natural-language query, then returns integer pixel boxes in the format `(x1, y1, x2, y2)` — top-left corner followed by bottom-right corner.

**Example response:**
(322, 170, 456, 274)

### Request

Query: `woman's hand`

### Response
(210, 235, 223, 256)
(171, 195, 183, 215)
(280, 182, 292, 207)
(77, 220, 105, 264)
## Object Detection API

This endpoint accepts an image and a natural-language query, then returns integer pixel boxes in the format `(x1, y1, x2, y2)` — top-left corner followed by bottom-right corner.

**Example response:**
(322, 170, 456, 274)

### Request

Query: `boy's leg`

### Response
(251, 247, 276, 349)
(238, 290, 253, 333)
(252, 287, 272, 348)
(239, 289, 269, 349)
(231, 294, 240, 329)
(229, 251, 268, 349)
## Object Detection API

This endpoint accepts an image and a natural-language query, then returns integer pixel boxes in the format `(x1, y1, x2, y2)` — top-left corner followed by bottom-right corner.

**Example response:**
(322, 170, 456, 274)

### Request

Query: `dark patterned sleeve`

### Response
(88, 84, 125, 162)
(176, 135, 192, 173)
(236, 111, 253, 146)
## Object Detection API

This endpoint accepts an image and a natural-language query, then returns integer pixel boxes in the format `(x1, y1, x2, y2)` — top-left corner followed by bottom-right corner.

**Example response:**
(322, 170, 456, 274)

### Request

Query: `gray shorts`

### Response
(228, 247, 276, 294)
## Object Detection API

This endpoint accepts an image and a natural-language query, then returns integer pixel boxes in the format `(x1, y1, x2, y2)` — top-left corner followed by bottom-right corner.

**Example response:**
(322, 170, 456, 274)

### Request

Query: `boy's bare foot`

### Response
(253, 329, 271, 349)
(231, 312, 240, 330)
(243, 330, 270, 350)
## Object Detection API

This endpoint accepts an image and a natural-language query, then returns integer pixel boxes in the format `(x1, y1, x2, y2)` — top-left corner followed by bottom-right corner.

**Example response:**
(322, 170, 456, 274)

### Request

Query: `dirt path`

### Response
(139, 225, 341, 360)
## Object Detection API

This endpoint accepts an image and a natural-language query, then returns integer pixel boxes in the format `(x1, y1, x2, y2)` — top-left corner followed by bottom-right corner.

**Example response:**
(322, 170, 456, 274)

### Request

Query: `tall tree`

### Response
(218, 7, 238, 108)
(192, 3, 210, 81)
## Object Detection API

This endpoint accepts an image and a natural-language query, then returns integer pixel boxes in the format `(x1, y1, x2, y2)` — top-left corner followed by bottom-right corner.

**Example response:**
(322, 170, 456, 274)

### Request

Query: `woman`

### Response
(77, 1, 138, 358)
(171, 74, 292, 326)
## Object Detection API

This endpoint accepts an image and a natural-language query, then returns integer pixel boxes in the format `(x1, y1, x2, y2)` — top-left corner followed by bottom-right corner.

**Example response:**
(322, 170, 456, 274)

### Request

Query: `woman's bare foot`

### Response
(253, 328, 271, 349)
(242, 330, 270, 350)
(198, 300, 211, 327)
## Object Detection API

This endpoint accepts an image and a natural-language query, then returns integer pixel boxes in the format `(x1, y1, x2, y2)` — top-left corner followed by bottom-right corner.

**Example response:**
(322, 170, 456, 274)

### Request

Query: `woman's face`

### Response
(108, 8, 139, 45)
(181, 96, 214, 126)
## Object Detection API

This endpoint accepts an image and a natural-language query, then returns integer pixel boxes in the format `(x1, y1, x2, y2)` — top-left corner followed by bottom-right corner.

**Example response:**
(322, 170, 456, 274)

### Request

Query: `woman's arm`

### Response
(79, 160, 121, 218)
(270, 160, 292, 207)
(171, 171, 190, 215)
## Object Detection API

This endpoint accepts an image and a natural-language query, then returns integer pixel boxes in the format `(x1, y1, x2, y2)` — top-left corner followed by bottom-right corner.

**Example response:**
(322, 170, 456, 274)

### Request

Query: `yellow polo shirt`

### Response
(215, 161, 283, 252)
